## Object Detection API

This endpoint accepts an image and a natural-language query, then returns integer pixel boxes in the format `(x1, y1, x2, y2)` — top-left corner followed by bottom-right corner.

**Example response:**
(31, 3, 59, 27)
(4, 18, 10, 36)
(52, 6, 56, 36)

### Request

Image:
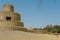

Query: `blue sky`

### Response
(0, 0, 60, 28)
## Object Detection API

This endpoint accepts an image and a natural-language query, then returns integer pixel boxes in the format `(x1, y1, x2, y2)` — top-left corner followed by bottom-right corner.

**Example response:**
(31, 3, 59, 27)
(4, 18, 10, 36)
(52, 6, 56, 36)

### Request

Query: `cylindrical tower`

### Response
(0, 4, 24, 31)
(3, 4, 14, 12)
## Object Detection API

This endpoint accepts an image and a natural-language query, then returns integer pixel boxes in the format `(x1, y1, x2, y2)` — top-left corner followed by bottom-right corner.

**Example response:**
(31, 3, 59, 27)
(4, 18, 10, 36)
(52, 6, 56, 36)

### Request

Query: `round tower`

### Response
(3, 4, 14, 12)
(0, 4, 24, 31)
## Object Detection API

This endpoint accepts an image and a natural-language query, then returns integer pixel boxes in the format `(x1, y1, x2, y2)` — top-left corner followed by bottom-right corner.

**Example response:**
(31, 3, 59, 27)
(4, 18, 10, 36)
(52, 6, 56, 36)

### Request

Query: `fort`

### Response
(0, 4, 24, 31)
(0, 4, 59, 40)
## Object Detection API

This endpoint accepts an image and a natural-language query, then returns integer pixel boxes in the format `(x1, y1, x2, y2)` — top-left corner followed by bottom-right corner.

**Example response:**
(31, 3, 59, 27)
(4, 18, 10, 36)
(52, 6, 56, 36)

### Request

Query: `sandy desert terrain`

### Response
(0, 31, 59, 40)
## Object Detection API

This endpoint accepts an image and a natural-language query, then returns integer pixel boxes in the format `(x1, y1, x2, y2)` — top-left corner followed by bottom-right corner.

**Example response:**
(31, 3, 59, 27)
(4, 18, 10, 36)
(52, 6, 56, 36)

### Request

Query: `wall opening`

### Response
(6, 17, 11, 21)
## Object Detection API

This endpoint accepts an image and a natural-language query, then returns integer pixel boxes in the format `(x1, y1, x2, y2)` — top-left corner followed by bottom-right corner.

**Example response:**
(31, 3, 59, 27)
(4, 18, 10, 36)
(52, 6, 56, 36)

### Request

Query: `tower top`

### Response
(3, 4, 14, 12)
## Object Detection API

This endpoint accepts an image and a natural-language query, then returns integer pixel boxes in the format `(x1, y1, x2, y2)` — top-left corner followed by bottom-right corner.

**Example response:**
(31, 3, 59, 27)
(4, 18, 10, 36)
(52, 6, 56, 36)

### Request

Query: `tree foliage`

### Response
(43, 25, 60, 33)
(33, 25, 60, 33)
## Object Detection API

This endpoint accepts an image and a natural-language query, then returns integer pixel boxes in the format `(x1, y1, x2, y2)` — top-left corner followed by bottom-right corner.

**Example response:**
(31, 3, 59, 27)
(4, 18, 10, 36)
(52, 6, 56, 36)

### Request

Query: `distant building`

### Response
(0, 4, 24, 31)
(28, 27, 33, 30)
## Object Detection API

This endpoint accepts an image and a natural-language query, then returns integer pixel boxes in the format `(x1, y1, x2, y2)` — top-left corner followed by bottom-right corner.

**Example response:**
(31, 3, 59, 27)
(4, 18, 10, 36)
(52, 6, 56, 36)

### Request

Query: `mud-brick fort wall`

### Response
(0, 4, 24, 30)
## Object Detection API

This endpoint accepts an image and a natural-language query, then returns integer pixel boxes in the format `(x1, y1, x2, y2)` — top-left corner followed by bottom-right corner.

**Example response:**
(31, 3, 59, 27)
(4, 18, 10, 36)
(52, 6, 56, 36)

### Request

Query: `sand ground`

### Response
(0, 31, 59, 40)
